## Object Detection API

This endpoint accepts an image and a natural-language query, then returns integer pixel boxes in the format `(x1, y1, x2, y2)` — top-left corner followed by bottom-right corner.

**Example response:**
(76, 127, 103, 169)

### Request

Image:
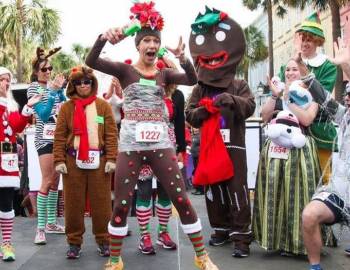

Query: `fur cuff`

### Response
(0, 210, 15, 219)
(22, 104, 33, 117)
(181, 219, 202, 234)
(108, 222, 128, 236)
(0, 97, 7, 107)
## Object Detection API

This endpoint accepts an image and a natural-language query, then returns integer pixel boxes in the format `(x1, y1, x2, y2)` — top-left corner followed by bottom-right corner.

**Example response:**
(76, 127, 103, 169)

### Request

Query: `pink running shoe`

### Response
(34, 229, 46, 245)
(45, 223, 65, 234)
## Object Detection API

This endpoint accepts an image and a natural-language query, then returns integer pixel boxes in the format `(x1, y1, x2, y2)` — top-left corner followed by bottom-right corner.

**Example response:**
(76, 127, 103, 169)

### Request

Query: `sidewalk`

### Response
(2, 192, 349, 270)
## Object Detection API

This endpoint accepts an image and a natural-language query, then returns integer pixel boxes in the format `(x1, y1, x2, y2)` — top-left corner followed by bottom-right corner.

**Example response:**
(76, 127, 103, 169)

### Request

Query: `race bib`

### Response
(1, 153, 19, 172)
(268, 141, 290, 159)
(220, 129, 230, 143)
(43, 124, 56, 140)
(76, 150, 100, 169)
(135, 123, 164, 143)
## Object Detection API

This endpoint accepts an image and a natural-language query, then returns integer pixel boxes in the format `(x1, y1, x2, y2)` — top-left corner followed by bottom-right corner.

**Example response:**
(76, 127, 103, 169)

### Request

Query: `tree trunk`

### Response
(267, 0, 274, 78)
(244, 67, 249, 82)
(16, 32, 22, 83)
(329, 0, 343, 102)
(16, 0, 24, 83)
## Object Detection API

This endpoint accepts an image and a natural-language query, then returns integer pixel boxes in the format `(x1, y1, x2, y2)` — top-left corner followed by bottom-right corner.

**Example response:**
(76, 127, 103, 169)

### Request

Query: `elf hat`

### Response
(296, 12, 324, 39)
(129, 1, 164, 46)
(66, 66, 98, 98)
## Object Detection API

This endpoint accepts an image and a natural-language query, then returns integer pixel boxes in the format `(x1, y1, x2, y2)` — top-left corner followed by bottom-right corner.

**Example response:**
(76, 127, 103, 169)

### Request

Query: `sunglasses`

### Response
(73, 79, 92, 86)
(40, 66, 53, 72)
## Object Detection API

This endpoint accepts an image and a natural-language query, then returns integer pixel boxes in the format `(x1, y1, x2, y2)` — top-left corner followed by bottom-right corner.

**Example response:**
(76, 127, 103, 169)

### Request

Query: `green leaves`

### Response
(0, 0, 61, 82)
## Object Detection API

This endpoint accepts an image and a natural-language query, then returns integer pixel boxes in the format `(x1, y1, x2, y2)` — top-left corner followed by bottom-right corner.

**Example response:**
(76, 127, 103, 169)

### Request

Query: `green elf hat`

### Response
(296, 12, 324, 39)
(191, 6, 228, 34)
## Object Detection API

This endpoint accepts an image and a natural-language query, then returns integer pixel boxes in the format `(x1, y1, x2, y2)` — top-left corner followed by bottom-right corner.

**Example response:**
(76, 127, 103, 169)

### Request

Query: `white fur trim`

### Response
(181, 219, 202, 234)
(0, 210, 15, 219)
(302, 53, 327, 68)
(136, 205, 152, 211)
(0, 97, 7, 107)
(0, 67, 12, 79)
(0, 176, 20, 188)
(21, 104, 33, 117)
(108, 222, 128, 236)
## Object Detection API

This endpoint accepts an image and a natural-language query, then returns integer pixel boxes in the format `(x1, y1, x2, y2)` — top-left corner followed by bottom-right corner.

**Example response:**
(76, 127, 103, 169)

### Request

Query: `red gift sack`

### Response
(193, 98, 234, 186)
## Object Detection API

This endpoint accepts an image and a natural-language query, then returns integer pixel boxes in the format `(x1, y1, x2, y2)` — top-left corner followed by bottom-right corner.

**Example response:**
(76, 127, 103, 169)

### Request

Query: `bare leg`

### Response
(302, 200, 335, 265)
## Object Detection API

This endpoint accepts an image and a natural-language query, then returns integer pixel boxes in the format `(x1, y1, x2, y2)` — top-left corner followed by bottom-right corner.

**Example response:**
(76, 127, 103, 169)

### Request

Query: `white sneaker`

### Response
(45, 223, 65, 234)
(34, 229, 47, 245)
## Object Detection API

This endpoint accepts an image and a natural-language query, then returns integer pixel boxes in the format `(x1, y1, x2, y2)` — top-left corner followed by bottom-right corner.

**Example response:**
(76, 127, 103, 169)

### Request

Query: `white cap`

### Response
(0, 67, 12, 81)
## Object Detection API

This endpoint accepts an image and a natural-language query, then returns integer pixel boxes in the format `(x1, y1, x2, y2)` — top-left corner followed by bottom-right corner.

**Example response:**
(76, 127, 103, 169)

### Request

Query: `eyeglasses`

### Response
(73, 79, 92, 86)
(40, 66, 53, 72)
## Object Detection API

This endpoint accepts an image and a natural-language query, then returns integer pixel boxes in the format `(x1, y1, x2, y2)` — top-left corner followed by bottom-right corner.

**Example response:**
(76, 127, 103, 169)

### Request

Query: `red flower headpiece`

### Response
(130, 1, 164, 31)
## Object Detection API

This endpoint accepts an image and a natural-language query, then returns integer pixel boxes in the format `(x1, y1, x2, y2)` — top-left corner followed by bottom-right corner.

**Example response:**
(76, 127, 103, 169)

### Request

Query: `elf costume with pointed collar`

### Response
(186, 7, 255, 256)
(280, 12, 337, 185)
(53, 66, 118, 250)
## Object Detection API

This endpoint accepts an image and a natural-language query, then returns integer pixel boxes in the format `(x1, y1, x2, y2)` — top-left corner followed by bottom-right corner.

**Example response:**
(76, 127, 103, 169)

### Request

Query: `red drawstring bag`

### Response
(193, 98, 234, 186)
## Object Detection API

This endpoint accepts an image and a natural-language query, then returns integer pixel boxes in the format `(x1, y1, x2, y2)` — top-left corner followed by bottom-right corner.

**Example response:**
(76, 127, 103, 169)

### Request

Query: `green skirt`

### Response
(253, 137, 323, 255)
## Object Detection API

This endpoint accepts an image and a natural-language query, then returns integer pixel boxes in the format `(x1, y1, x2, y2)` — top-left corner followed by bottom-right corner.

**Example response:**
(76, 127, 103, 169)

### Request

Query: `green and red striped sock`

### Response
(188, 231, 206, 257)
(110, 234, 124, 264)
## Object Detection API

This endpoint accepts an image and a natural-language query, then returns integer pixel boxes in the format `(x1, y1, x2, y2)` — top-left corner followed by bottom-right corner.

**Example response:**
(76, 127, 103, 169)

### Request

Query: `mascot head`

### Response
(266, 111, 306, 149)
(189, 7, 246, 88)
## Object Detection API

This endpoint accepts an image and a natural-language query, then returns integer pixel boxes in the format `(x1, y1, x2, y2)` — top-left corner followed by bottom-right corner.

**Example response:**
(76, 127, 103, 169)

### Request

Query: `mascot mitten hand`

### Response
(105, 161, 116, 173)
(195, 106, 211, 121)
(55, 163, 67, 174)
(302, 74, 328, 105)
(213, 93, 234, 108)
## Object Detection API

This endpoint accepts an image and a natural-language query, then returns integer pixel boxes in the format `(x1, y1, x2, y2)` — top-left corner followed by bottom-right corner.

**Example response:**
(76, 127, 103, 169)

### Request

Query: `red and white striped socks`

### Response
(57, 191, 64, 217)
(0, 210, 14, 244)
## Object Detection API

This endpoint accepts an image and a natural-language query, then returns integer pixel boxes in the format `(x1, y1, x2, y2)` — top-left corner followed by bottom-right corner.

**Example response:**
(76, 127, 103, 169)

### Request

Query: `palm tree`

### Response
(237, 26, 268, 81)
(0, 38, 37, 82)
(0, 0, 61, 82)
(72, 43, 91, 64)
(50, 51, 77, 76)
(243, 0, 288, 78)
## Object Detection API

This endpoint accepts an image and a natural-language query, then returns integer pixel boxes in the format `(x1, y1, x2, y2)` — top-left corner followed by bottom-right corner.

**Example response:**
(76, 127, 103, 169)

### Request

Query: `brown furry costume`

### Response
(53, 66, 118, 247)
(186, 8, 255, 255)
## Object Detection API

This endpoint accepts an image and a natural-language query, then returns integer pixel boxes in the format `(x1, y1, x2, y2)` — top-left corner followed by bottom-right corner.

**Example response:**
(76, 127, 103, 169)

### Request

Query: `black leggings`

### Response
(112, 148, 197, 226)
(0, 188, 15, 212)
(137, 179, 169, 202)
